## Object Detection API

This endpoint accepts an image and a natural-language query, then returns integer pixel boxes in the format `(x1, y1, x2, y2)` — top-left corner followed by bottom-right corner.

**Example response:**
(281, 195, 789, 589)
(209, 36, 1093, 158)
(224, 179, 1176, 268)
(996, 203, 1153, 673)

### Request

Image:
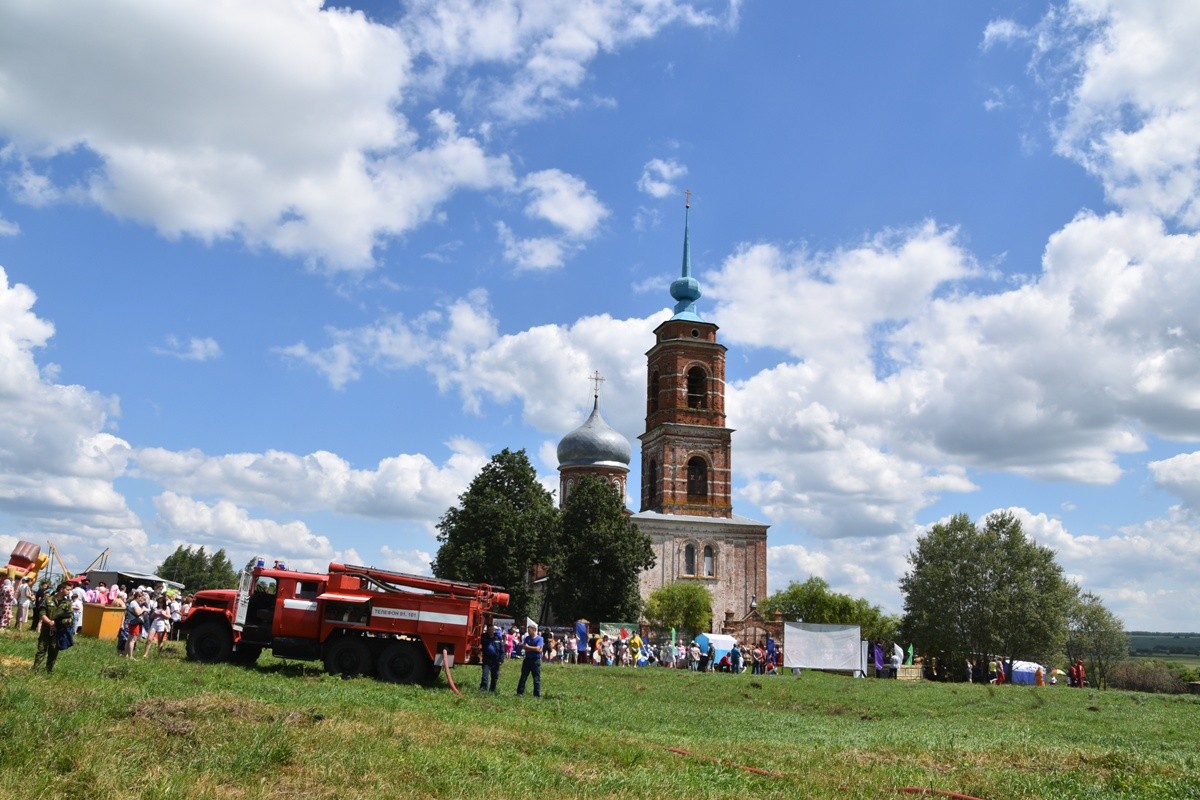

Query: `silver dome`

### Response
(557, 399, 631, 468)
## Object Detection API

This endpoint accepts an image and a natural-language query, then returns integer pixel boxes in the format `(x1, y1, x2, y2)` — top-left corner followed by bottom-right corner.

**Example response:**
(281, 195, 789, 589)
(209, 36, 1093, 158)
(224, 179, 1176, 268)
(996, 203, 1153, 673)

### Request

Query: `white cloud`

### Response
(0, 266, 147, 566)
(134, 437, 488, 522)
(0, 2, 516, 270)
(154, 491, 352, 569)
(497, 221, 571, 271)
(522, 169, 609, 237)
(400, 0, 731, 122)
(152, 335, 222, 362)
(379, 544, 435, 576)
(276, 288, 658, 438)
(980, 18, 1029, 51)
(0, 215, 18, 236)
(495, 170, 609, 270)
(1019, 1, 1200, 228)
(637, 158, 687, 198)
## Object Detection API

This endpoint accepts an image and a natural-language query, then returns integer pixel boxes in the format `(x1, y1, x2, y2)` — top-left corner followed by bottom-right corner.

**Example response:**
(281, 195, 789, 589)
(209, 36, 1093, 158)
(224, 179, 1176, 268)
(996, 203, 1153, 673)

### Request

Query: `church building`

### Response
(555, 203, 769, 631)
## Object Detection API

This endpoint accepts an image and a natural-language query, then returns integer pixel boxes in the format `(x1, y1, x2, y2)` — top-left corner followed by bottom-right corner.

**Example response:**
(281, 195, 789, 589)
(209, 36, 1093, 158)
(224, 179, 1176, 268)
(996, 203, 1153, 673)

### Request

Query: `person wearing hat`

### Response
(32, 582, 73, 673)
(516, 622, 544, 698)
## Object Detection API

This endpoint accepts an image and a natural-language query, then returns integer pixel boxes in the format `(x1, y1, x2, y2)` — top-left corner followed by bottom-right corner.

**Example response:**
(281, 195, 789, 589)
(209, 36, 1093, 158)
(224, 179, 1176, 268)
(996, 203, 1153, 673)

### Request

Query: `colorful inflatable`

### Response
(6, 540, 50, 581)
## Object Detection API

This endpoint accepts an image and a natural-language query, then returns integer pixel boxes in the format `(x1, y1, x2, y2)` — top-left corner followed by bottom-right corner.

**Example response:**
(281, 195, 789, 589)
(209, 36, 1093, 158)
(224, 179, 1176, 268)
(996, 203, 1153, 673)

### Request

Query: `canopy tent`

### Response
(694, 632, 738, 662)
(83, 569, 184, 592)
(1008, 660, 1046, 685)
(783, 622, 864, 674)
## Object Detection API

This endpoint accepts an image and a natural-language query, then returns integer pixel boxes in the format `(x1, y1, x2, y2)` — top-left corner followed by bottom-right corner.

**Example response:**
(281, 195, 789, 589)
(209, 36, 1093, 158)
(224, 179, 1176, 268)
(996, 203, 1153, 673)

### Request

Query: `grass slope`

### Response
(2, 629, 1198, 799)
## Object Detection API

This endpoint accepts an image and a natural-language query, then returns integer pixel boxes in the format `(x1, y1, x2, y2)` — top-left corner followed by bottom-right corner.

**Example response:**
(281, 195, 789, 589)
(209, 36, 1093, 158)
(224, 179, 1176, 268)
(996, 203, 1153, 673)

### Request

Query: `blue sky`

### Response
(2, 0, 1199, 630)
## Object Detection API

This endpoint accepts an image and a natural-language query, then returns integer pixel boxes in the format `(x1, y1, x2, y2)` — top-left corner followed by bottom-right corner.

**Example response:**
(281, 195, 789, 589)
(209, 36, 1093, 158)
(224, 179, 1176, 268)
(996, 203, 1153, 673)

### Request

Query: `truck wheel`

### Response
(186, 621, 232, 663)
(377, 642, 433, 684)
(324, 636, 373, 678)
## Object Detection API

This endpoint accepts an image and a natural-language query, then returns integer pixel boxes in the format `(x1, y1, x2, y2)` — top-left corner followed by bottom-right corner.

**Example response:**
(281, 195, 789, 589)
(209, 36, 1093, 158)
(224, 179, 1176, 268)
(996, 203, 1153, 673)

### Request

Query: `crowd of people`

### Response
(477, 622, 780, 697)
(2, 574, 196, 669)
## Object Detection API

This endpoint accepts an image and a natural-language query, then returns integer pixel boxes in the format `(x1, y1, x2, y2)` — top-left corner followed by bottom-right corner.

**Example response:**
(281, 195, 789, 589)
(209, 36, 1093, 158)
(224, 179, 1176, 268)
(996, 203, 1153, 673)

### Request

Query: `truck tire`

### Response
(377, 641, 433, 684)
(187, 621, 232, 663)
(324, 636, 373, 678)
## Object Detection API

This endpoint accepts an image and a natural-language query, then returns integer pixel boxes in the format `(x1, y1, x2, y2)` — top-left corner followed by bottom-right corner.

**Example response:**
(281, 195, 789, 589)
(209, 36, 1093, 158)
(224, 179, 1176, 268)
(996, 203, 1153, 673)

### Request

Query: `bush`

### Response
(1106, 660, 1188, 694)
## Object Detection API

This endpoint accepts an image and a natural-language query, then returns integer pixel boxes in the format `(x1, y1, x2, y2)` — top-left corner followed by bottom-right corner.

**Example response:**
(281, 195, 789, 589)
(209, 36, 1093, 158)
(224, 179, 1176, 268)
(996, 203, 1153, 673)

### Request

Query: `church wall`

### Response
(634, 515, 767, 633)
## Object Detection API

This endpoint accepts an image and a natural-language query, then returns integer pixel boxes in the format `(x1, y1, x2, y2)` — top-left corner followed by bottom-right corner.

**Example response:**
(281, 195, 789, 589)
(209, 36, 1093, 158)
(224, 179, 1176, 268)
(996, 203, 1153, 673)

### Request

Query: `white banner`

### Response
(783, 622, 863, 672)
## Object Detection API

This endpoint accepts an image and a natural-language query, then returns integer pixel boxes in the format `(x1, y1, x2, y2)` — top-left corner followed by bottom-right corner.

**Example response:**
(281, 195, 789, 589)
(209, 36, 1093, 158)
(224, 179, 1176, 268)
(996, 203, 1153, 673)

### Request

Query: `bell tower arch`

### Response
(639, 200, 733, 518)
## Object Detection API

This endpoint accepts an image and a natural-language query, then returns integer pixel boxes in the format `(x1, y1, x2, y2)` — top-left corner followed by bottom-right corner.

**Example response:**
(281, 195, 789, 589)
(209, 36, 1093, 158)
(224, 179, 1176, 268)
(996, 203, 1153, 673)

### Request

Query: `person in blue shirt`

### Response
(516, 622, 544, 697)
(479, 624, 501, 692)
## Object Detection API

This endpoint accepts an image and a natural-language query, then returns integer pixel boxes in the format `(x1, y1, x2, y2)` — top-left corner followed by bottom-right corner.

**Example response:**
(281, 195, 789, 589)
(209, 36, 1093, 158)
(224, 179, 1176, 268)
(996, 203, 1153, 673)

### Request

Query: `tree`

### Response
(1066, 589, 1128, 688)
(900, 511, 1073, 664)
(545, 475, 655, 623)
(761, 576, 899, 643)
(644, 581, 713, 638)
(156, 545, 238, 591)
(432, 448, 559, 621)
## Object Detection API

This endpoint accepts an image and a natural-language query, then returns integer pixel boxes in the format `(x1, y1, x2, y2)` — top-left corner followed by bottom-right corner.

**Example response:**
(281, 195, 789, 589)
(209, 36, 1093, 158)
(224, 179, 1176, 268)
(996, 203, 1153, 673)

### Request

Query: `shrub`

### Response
(1106, 660, 1188, 694)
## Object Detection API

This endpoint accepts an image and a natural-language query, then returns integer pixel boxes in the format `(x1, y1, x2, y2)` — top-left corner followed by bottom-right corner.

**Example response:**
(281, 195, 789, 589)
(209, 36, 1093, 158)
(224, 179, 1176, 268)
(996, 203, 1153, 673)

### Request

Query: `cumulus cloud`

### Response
(496, 169, 609, 270)
(637, 158, 687, 198)
(153, 491, 357, 569)
(134, 437, 488, 522)
(1010, 1, 1200, 228)
(379, 544, 435, 576)
(0, 2, 730, 270)
(0, 267, 144, 551)
(400, 0, 732, 122)
(0, 215, 18, 236)
(0, 2, 519, 270)
(152, 335, 221, 362)
(276, 287, 658, 437)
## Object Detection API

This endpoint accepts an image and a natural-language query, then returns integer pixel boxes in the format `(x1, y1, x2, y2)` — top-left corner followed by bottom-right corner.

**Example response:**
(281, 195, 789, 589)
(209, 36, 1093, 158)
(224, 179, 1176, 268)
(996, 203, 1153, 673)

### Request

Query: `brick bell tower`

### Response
(639, 197, 733, 518)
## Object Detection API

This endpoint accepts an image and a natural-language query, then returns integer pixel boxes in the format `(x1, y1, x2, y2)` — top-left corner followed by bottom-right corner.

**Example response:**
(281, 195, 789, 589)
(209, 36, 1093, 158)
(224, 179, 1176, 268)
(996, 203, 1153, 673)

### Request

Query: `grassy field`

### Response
(2, 628, 1199, 800)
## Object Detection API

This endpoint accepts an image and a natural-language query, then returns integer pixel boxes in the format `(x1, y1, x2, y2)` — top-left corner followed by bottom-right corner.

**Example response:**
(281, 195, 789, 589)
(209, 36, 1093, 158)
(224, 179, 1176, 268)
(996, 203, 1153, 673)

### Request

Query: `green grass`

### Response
(3, 628, 1199, 799)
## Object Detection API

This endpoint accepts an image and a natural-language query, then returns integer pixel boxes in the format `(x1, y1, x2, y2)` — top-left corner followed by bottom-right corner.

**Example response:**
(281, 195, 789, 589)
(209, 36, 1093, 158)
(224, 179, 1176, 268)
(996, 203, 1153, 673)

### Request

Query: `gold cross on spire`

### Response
(589, 370, 605, 397)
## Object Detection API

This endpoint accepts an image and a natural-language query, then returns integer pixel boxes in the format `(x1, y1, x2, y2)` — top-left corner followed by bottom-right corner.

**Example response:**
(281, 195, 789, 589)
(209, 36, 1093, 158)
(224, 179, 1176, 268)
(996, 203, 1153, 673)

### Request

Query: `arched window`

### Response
(647, 459, 658, 505)
(687, 366, 707, 409)
(687, 457, 707, 499)
(649, 371, 660, 413)
(703, 545, 715, 577)
(684, 544, 696, 576)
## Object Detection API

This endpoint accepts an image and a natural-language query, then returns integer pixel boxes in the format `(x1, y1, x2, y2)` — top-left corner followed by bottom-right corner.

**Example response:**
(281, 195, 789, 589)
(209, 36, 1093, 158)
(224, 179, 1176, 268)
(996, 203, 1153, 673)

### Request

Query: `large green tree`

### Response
(545, 475, 655, 623)
(432, 448, 559, 620)
(1066, 589, 1128, 688)
(900, 511, 1073, 663)
(155, 546, 238, 591)
(644, 580, 713, 638)
(761, 576, 899, 643)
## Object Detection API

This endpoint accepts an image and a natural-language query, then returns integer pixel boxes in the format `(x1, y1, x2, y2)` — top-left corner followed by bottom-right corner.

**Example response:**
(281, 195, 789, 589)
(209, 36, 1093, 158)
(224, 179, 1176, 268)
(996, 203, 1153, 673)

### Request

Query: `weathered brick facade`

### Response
(632, 313, 767, 631)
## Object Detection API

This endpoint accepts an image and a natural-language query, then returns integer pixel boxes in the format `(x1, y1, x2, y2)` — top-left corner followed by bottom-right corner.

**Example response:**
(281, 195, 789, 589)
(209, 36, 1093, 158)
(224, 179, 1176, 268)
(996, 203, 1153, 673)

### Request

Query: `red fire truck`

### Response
(180, 561, 509, 684)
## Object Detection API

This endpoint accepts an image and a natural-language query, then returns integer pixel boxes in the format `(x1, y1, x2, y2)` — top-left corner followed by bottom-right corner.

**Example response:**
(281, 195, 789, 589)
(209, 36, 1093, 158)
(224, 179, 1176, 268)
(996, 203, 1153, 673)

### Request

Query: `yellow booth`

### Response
(81, 602, 124, 640)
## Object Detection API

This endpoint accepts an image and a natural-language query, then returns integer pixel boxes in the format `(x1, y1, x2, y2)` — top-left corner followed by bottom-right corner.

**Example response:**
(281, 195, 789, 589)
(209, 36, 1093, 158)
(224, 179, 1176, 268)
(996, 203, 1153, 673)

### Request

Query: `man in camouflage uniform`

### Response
(33, 581, 73, 674)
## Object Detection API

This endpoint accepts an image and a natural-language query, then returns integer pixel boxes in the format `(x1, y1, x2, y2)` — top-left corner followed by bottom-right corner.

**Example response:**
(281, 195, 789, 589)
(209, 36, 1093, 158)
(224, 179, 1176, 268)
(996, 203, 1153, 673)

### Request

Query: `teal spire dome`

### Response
(557, 395, 631, 469)
(670, 200, 703, 322)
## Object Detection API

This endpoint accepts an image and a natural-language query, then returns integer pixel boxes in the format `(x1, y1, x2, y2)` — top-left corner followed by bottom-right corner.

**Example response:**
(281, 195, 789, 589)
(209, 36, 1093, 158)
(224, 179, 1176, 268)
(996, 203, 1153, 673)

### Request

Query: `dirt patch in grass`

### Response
(130, 694, 323, 736)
